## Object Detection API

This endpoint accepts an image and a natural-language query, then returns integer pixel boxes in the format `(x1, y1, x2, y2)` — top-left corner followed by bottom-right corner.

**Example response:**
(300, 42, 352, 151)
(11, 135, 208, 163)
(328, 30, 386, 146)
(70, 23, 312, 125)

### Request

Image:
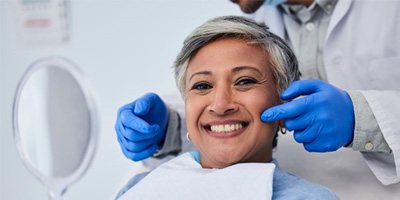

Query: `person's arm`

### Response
(347, 91, 391, 153)
(153, 108, 182, 158)
(260, 80, 400, 185)
(356, 90, 400, 185)
(140, 107, 183, 169)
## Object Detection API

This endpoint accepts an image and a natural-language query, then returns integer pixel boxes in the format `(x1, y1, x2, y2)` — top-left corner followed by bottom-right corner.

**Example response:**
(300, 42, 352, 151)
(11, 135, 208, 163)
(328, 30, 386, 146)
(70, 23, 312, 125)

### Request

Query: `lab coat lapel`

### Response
(325, 0, 353, 45)
(250, 5, 285, 38)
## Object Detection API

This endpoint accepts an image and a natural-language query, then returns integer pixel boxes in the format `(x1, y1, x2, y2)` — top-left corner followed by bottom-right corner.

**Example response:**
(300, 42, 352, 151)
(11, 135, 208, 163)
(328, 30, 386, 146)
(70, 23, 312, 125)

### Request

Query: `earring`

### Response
(279, 127, 287, 134)
(186, 132, 191, 142)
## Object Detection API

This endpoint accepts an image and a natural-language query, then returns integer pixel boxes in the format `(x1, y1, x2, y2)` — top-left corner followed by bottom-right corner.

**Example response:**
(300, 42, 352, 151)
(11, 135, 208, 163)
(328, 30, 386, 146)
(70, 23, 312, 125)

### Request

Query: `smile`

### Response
(210, 123, 243, 133)
(204, 121, 249, 138)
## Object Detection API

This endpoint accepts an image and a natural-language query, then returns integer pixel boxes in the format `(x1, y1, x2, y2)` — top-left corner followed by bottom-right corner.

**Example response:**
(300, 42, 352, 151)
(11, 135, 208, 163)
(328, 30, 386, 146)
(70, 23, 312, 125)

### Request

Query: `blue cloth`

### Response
(190, 151, 201, 163)
(116, 152, 338, 200)
(271, 160, 338, 199)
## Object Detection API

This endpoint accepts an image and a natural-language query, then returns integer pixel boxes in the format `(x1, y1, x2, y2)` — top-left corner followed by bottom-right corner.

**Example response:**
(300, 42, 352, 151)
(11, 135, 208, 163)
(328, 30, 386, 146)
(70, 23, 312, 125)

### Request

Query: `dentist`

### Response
(115, 0, 400, 186)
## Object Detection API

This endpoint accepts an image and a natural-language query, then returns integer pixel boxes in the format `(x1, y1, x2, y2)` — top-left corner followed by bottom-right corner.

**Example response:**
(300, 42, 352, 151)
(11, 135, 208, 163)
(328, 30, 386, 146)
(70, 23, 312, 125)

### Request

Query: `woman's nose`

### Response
(208, 89, 239, 115)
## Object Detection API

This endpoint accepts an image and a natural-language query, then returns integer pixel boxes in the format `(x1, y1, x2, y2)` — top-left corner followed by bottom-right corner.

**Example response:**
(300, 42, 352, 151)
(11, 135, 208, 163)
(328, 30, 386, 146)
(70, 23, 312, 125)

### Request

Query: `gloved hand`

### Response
(115, 93, 169, 161)
(261, 80, 355, 152)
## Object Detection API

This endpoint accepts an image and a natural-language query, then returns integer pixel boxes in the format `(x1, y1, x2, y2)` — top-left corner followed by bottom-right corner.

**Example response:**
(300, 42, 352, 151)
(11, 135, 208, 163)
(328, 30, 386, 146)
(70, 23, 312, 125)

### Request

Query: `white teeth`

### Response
(210, 123, 243, 133)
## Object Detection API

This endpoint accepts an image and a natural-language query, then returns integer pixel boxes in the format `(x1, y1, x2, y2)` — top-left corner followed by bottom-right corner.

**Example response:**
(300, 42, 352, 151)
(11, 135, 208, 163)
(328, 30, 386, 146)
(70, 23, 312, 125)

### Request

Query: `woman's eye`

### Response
(191, 82, 212, 90)
(235, 78, 258, 86)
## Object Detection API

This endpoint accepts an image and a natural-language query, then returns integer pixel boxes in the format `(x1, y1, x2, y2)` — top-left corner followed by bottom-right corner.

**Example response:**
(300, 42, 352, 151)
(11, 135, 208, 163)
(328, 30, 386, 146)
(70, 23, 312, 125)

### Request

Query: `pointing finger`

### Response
(280, 80, 325, 100)
(134, 93, 160, 116)
(120, 109, 156, 134)
(261, 95, 314, 122)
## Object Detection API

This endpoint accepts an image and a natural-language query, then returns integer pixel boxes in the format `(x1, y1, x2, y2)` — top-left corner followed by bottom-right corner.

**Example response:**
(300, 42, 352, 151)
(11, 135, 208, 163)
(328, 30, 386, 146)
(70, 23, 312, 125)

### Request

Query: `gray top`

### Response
(280, 0, 336, 80)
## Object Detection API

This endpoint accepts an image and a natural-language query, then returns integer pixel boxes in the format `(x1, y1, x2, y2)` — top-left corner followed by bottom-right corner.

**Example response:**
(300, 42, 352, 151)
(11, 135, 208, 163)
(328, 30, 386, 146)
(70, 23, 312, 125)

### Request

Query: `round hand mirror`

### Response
(12, 57, 98, 200)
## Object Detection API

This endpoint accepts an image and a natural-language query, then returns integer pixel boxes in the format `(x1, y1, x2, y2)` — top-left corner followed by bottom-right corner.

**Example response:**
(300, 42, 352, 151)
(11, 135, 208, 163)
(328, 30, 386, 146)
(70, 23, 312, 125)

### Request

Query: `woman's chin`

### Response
(201, 151, 244, 169)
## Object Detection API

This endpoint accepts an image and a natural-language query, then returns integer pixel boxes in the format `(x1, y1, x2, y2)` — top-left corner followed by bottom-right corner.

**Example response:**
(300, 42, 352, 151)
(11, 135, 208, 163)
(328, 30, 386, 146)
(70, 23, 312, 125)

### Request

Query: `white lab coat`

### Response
(252, 0, 400, 185)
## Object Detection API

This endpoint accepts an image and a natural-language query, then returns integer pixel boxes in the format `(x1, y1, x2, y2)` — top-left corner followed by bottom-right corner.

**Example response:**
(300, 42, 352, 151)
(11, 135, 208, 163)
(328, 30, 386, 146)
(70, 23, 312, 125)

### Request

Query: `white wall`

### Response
(0, 1, 241, 199)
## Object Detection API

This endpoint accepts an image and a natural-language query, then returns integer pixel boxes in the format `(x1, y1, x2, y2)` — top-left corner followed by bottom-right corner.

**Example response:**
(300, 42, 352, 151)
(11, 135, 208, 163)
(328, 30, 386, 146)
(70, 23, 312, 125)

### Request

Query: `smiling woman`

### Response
(116, 16, 338, 200)
(185, 38, 279, 168)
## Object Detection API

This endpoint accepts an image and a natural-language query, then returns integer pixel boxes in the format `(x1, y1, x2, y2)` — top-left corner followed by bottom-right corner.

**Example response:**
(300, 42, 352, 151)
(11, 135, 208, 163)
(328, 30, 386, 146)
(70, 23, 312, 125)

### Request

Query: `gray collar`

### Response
(280, 0, 337, 23)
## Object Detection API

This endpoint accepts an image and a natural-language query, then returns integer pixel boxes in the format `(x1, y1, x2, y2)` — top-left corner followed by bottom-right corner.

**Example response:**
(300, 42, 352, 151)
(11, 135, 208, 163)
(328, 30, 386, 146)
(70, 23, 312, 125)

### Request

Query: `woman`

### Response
(116, 16, 337, 199)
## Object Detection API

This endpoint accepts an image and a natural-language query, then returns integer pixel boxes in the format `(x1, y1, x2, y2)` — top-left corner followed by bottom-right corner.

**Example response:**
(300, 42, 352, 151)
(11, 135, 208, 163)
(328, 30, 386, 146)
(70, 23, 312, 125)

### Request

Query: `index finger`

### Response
(260, 95, 313, 122)
(280, 80, 325, 100)
(120, 109, 156, 134)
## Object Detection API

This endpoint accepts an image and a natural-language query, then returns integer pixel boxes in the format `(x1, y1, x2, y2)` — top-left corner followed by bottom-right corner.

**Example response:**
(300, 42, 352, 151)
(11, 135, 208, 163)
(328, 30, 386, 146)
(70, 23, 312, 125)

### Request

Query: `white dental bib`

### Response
(120, 152, 275, 200)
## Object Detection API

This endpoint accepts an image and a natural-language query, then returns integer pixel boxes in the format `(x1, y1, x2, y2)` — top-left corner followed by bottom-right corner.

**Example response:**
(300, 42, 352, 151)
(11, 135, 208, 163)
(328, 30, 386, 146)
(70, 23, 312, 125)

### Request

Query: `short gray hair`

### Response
(173, 15, 300, 98)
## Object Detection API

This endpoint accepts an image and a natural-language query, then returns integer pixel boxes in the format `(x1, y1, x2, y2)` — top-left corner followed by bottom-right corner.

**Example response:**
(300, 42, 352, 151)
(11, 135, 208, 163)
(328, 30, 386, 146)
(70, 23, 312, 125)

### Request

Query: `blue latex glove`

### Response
(261, 80, 355, 152)
(115, 93, 169, 161)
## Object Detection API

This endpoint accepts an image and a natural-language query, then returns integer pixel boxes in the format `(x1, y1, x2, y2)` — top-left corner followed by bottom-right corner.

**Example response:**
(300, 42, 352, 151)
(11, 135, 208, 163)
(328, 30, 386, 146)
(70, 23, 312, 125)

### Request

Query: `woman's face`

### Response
(185, 38, 279, 169)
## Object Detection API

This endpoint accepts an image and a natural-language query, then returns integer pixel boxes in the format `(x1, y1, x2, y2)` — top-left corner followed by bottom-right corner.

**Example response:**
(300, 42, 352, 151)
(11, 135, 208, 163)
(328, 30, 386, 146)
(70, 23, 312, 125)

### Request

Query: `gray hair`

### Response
(173, 15, 300, 98)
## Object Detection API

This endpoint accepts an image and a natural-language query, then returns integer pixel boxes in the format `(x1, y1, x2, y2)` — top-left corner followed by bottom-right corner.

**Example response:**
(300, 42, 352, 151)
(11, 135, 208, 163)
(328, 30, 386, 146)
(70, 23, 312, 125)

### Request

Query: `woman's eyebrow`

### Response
(189, 71, 211, 81)
(232, 66, 263, 76)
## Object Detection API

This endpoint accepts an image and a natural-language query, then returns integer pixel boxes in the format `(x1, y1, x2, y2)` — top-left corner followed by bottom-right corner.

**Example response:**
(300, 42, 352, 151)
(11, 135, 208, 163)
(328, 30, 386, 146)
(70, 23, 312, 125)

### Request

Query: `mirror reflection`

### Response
(18, 66, 90, 177)
(13, 57, 98, 199)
